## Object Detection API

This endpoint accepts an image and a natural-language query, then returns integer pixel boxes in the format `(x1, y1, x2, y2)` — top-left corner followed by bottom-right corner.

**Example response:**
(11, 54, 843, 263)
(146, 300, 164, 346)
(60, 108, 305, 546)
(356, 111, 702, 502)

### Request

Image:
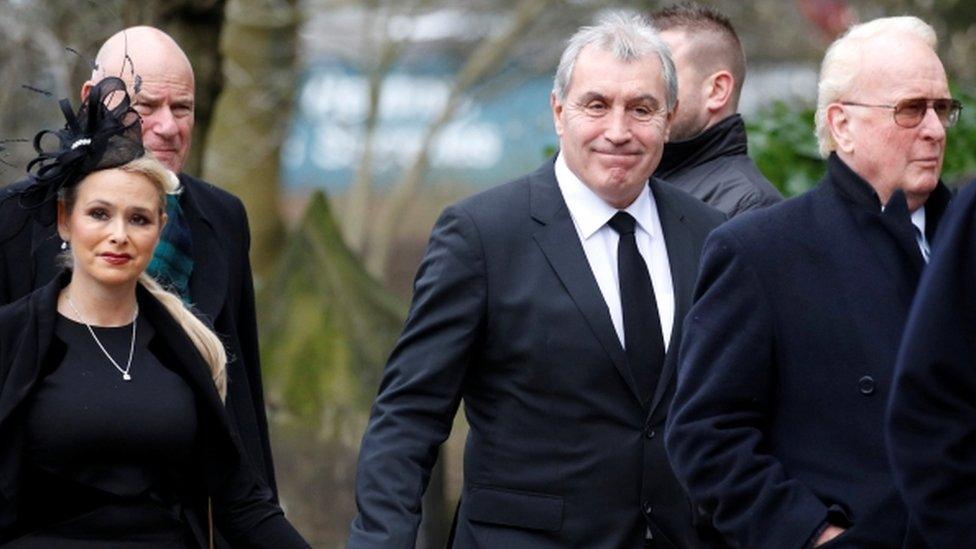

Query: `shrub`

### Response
(748, 87, 976, 197)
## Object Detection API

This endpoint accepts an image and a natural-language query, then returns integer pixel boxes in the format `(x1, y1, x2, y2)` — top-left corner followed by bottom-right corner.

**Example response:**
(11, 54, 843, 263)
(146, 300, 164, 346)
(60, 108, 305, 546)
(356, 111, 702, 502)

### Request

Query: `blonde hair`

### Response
(139, 273, 228, 400)
(61, 155, 228, 400)
(815, 16, 938, 157)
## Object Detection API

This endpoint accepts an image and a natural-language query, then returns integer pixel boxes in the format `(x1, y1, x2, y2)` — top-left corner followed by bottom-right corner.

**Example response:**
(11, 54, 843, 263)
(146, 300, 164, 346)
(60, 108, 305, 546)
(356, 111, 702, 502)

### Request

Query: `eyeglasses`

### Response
(840, 98, 962, 128)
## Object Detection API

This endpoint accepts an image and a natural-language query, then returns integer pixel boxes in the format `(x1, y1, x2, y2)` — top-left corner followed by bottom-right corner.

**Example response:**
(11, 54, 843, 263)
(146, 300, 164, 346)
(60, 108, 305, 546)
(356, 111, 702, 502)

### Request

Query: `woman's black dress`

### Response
(8, 313, 200, 547)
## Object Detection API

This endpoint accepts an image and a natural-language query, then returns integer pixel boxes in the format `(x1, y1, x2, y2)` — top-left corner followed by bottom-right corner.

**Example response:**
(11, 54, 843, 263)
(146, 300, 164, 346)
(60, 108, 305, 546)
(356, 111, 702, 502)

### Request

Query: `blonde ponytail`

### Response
(139, 273, 228, 401)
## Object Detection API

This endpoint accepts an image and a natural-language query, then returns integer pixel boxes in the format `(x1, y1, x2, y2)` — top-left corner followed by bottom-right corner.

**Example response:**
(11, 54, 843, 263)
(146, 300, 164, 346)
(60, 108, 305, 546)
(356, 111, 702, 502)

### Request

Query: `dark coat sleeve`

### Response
(210, 437, 309, 548)
(187, 178, 278, 498)
(665, 227, 830, 548)
(234, 202, 277, 496)
(886, 182, 976, 548)
(348, 204, 487, 549)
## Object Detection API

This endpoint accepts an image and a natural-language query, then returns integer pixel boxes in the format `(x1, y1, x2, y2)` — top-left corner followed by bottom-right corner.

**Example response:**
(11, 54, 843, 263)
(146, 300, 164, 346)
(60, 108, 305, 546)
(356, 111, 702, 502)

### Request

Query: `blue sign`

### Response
(282, 60, 556, 191)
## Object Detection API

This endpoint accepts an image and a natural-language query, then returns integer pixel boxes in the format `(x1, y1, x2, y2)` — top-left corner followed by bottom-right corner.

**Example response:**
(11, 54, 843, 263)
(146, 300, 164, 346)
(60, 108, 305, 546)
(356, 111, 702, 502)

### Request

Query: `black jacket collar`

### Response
(656, 114, 748, 178)
(827, 152, 953, 236)
(827, 152, 887, 211)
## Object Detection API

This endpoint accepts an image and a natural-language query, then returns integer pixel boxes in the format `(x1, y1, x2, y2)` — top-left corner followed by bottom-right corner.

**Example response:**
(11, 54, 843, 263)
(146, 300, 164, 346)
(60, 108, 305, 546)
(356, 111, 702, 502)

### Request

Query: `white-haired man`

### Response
(665, 16, 955, 548)
(349, 11, 724, 549)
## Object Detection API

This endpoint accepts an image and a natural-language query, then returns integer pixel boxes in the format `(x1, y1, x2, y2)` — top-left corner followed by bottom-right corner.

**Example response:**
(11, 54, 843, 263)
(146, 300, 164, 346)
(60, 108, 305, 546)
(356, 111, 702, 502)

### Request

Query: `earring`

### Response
(60, 240, 68, 250)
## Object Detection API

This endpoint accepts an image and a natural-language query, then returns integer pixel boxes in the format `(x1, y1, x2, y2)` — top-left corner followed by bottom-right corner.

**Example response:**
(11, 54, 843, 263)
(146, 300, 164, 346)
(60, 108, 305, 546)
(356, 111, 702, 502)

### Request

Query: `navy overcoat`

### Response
(666, 154, 951, 548)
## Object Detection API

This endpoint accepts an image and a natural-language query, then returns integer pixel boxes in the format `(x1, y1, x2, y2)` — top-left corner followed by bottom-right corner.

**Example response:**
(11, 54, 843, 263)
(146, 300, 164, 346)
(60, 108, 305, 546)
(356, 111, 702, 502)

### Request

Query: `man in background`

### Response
(651, 3, 782, 216)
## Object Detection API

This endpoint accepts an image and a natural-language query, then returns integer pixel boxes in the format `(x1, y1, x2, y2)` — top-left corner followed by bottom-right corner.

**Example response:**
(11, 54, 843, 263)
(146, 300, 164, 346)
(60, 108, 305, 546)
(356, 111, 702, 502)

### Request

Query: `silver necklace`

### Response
(65, 295, 138, 382)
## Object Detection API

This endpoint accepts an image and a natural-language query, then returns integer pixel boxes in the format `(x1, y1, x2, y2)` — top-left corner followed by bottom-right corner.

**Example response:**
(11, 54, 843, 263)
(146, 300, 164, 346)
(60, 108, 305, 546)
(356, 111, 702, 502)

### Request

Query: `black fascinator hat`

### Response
(19, 76, 144, 225)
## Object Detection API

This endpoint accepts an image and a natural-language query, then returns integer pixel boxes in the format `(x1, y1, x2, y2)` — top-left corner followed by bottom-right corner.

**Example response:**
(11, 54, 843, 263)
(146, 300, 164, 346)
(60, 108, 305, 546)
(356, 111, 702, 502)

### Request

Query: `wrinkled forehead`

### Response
(570, 45, 665, 91)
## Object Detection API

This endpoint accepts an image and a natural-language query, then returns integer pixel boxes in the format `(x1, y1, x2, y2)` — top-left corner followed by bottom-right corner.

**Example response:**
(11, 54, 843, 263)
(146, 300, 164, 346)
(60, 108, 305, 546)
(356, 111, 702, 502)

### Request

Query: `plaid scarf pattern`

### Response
(148, 192, 194, 302)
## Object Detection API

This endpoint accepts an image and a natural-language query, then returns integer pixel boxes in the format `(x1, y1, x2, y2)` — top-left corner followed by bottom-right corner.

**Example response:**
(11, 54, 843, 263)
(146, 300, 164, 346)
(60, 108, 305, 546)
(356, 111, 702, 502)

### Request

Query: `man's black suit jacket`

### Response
(886, 179, 976, 548)
(666, 154, 951, 548)
(349, 159, 725, 548)
(0, 173, 276, 495)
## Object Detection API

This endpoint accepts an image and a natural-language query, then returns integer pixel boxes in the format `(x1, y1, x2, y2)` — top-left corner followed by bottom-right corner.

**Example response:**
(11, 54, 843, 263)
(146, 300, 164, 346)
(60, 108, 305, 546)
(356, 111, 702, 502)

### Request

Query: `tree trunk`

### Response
(260, 191, 406, 545)
(201, 0, 297, 280)
(342, 7, 400, 256)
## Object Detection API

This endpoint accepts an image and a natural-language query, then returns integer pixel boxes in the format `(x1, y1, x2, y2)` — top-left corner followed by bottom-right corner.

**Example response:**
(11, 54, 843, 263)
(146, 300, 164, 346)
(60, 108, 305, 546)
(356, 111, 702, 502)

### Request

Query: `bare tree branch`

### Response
(365, 0, 557, 278)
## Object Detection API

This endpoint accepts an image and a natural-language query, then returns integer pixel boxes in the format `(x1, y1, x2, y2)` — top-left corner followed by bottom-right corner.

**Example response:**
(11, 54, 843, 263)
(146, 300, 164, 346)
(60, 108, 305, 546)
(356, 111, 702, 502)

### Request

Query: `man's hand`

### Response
(813, 524, 846, 547)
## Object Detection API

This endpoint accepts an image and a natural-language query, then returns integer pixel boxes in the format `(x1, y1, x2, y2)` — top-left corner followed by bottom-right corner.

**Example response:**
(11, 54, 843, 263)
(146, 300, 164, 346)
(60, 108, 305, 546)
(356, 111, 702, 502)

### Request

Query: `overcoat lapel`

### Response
(647, 180, 696, 416)
(140, 287, 235, 445)
(180, 175, 229, 321)
(529, 163, 643, 405)
(0, 271, 63, 502)
(139, 284, 240, 492)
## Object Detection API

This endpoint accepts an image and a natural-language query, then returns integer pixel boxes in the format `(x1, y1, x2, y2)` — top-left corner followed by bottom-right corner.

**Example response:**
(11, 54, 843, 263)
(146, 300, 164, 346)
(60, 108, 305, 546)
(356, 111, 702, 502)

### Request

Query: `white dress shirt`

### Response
(554, 153, 675, 351)
(911, 207, 930, 262)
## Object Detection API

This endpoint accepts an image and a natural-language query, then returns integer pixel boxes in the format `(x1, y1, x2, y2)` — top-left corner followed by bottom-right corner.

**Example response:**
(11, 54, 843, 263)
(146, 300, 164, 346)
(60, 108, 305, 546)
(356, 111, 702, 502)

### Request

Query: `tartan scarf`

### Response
(148, 191, 194, 302)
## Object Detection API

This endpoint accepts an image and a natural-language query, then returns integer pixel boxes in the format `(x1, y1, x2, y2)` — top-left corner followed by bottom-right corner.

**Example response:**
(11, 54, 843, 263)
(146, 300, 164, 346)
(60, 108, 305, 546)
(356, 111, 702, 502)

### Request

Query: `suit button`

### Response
(642, 501, 653, 515)
(644, 427, 656, 439)
(858, 375, 876, 395)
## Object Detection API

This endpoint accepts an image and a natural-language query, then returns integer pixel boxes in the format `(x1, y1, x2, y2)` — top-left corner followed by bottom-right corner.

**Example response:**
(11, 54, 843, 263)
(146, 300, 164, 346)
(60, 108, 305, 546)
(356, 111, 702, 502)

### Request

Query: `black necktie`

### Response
(607, 211, 665, 403)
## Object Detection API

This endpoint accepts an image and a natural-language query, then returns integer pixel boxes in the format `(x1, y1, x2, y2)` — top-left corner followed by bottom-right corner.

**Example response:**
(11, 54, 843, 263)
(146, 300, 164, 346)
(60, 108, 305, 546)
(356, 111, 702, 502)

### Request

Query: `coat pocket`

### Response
(465, 484, 563, 532)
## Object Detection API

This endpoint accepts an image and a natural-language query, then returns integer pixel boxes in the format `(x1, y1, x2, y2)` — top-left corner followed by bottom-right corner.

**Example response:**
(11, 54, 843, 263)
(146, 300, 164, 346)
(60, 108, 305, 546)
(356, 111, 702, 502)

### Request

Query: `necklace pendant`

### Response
(123, 373, 132, 381)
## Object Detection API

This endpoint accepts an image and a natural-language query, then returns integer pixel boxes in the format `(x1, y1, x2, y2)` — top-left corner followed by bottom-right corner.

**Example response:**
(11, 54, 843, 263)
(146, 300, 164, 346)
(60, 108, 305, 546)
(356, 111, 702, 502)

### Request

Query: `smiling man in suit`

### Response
(348, 11, 724, 549)
(0, 27, 277, 498)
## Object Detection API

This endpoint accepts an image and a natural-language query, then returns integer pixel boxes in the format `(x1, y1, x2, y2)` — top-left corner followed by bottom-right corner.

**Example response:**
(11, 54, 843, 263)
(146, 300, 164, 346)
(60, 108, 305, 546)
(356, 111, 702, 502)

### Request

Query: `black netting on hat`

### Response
(17, 76, 144, 225)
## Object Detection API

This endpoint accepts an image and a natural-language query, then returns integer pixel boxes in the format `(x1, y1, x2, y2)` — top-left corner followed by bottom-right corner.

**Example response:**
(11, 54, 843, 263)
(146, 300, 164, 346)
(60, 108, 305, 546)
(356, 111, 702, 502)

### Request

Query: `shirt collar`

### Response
(911, 206, 926, 236)
(555, 152, 656, 239)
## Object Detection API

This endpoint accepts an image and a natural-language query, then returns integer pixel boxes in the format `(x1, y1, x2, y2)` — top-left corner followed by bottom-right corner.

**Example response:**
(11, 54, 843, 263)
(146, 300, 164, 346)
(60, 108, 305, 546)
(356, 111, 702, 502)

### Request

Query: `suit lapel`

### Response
(529, 162, 643, 404)
(180, 175, 228, 320)
(647, 180, 696, 416)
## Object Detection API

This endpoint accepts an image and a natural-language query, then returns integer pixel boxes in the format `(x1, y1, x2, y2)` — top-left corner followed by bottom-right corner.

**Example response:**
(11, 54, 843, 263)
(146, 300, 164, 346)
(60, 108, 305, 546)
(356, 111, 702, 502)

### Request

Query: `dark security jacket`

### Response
(887, 179, 976, 548)
(0, 272, 307, 548)
(666, 154, 951, 548)
(0, 173, 276, 498)
(349, 159, 726, 548)
(655, 114, 783, 217)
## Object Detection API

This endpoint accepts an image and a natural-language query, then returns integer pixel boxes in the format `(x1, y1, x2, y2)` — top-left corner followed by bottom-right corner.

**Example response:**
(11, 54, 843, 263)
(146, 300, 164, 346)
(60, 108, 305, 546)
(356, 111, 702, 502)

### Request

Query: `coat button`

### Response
(642, 501, 653, 515)
(858, 375, 876, 395)
(644, 427, 656, 439)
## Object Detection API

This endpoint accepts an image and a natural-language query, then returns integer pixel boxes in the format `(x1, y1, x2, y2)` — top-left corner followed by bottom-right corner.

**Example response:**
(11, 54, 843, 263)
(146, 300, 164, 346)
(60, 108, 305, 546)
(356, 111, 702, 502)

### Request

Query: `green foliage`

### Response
(746, 102, 823, 198)
(748, 88, 976, 197)
(942, 87, 976, 186)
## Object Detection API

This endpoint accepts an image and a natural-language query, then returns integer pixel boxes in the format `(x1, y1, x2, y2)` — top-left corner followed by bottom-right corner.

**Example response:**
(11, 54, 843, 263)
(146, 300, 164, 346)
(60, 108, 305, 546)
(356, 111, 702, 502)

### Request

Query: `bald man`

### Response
(0, 27, 278, 498)
(651, 3, 782, 217)
(86, 27, 196, 174)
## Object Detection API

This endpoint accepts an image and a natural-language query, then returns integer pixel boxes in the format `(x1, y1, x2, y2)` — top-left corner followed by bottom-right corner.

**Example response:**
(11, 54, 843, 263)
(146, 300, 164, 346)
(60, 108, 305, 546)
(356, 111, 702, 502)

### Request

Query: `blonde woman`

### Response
(0, 78, 307, 548)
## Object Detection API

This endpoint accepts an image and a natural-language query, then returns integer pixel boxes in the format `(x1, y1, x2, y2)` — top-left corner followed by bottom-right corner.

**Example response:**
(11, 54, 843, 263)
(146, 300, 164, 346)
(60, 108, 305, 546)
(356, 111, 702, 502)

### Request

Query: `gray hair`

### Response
(815, 16, 938, 157)
(552, 10, 678, 113)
